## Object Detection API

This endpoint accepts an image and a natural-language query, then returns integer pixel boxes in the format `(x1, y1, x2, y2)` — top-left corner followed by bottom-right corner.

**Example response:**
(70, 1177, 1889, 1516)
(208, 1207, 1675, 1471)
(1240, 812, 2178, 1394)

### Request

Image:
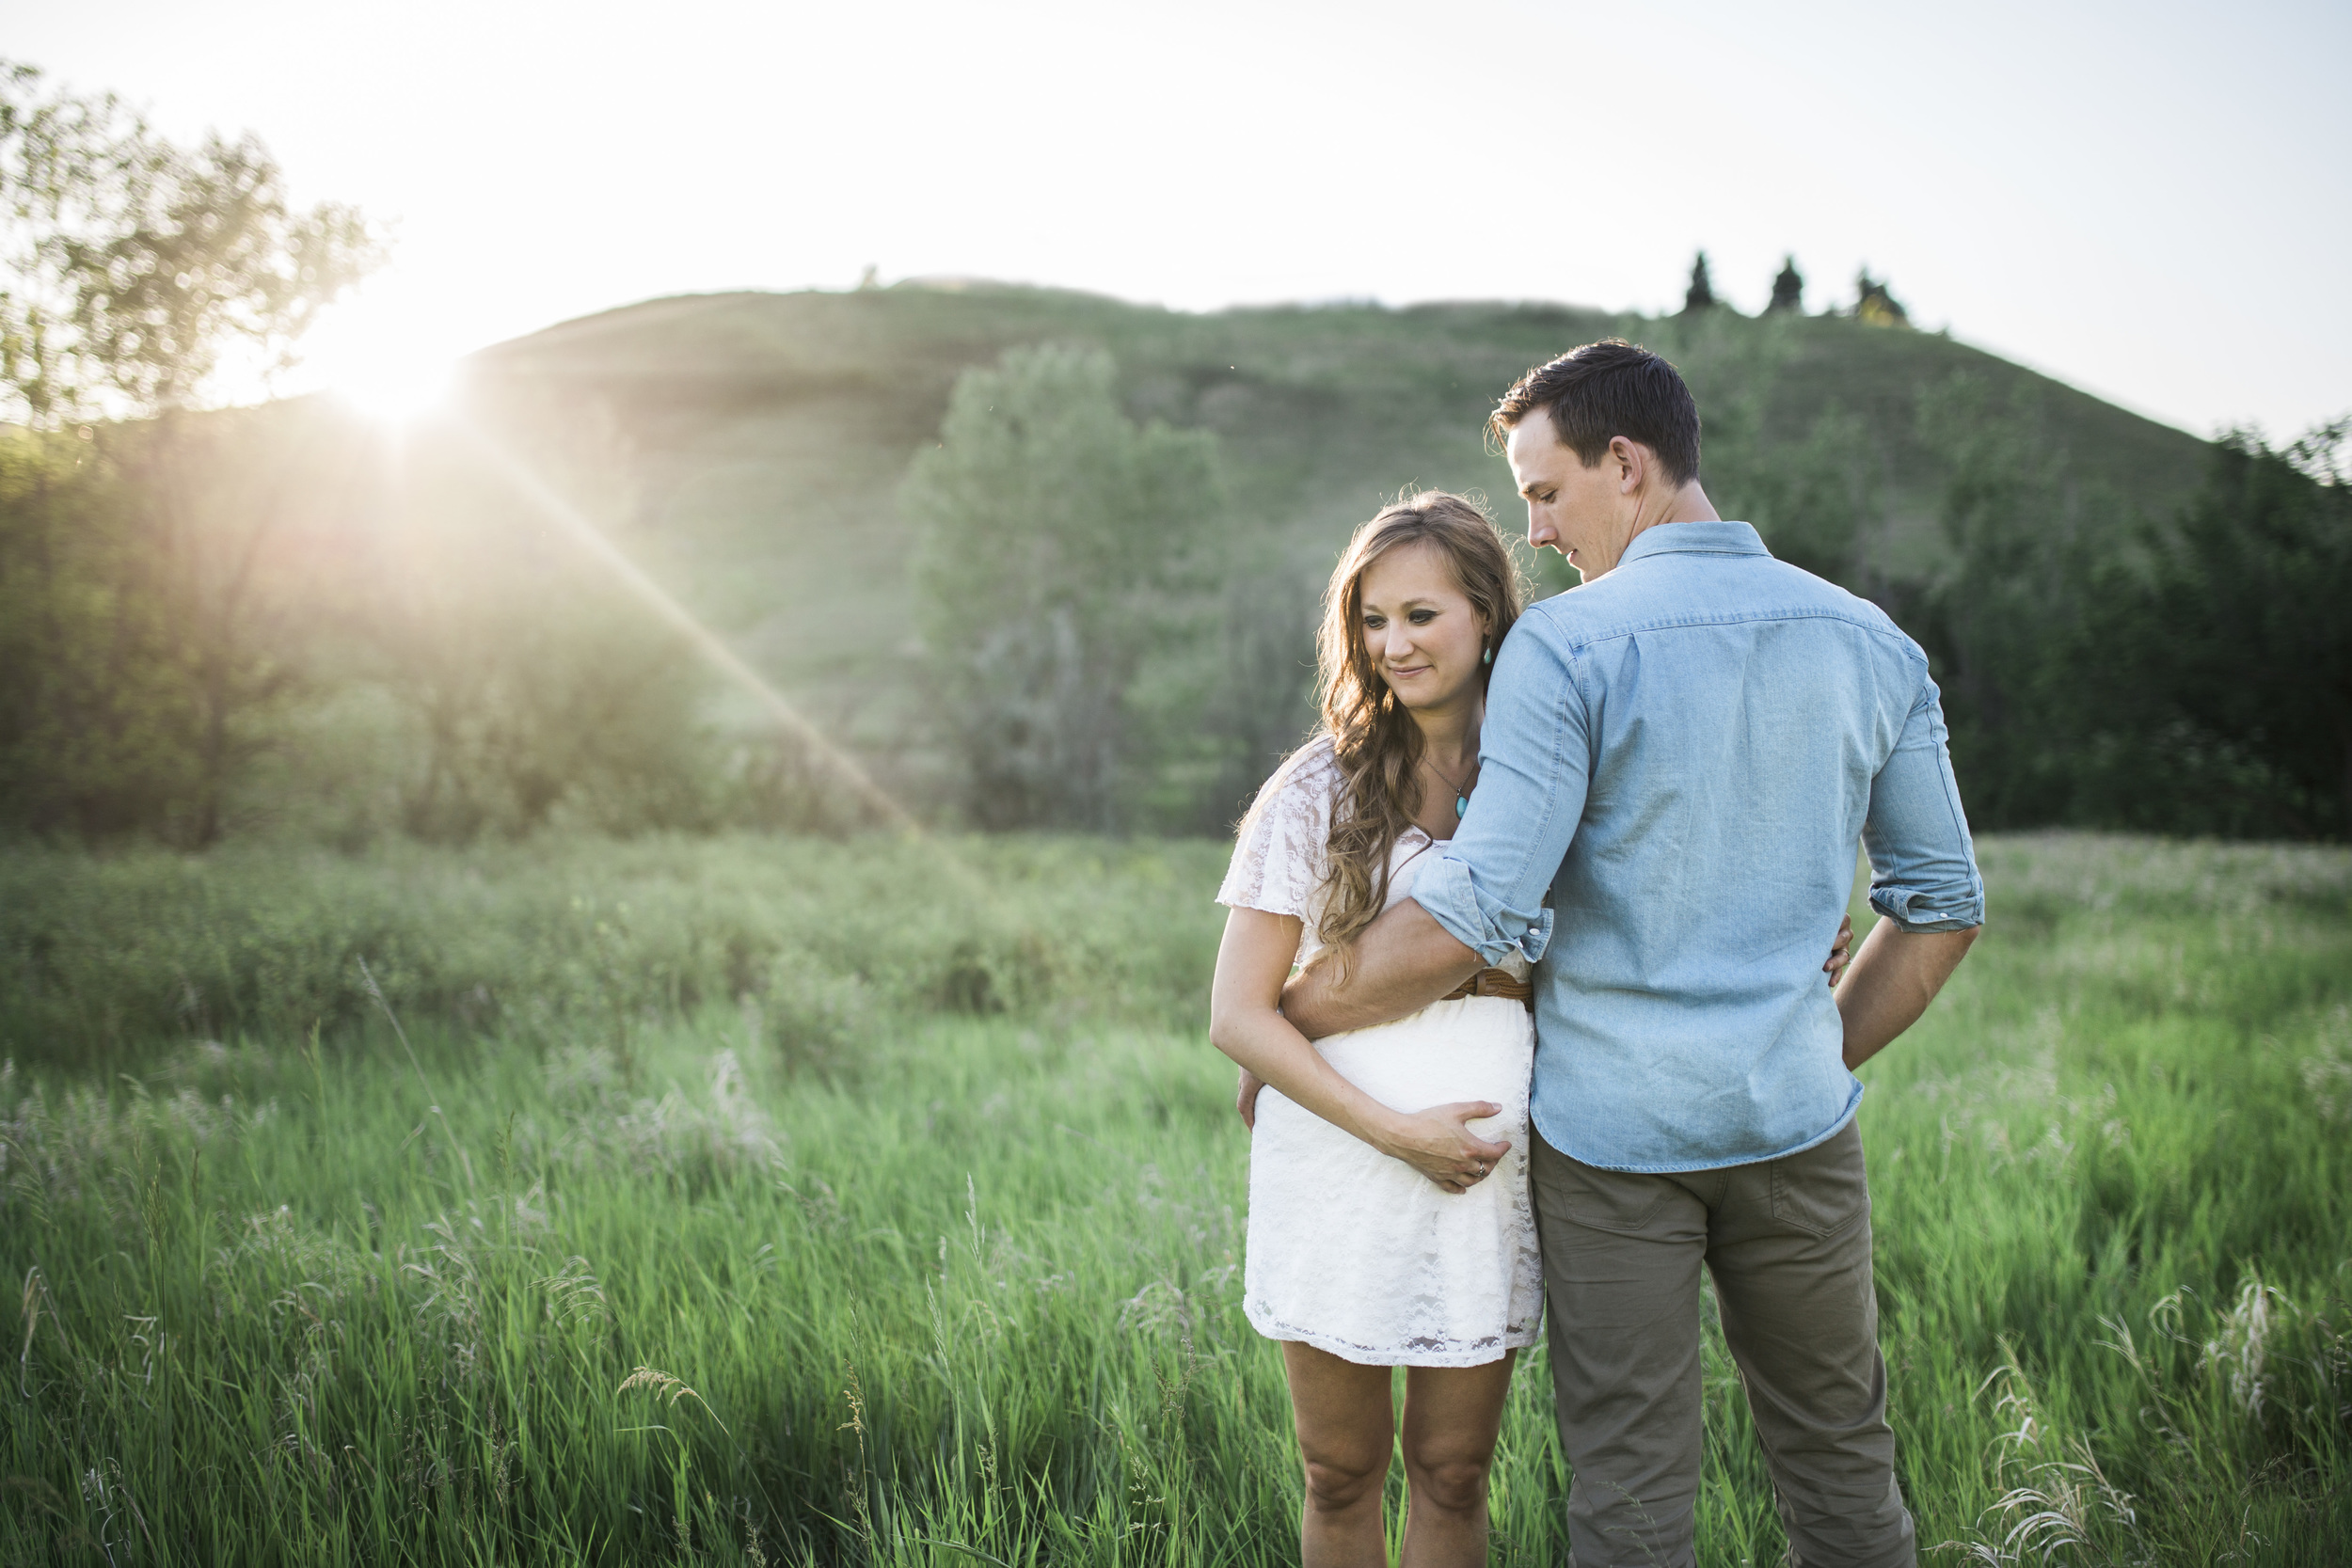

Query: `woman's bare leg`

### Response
(1398, 1352, 1516, 1568)
(1280, 1340, 1398, 1567)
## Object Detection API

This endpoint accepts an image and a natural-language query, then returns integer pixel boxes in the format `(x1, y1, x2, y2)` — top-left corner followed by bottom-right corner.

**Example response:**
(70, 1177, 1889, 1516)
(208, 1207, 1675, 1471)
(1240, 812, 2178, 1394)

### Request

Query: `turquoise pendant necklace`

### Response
(1423, 754, 1478, 820)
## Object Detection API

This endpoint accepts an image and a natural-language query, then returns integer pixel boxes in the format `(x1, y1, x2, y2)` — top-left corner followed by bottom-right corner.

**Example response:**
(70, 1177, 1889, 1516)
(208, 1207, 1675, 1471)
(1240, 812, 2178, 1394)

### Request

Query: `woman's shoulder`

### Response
(1219, 735, 1340, 916)
(1243, 734, 1343, 825)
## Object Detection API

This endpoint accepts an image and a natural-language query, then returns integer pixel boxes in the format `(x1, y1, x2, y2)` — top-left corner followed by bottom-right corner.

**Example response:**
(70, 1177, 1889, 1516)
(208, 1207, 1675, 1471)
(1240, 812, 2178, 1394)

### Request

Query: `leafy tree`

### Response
(0, 60, 375, 423)
(1193, 555, 1322, 830)
(1739, 404, 1876, 582)
(905, 344, 1226, 830)
(1768, 255, 1804, 312)
(1683, 250, 1716, 313)
(353, 400, 745, 843)
(1899, 380, 2351, 840)
(0, 429, 186, 834)
(0, 62, 377, 842)
(1904, 373, 2119, 828)
(0, 402, 378, 840)
(2122, 421, 2352, 837)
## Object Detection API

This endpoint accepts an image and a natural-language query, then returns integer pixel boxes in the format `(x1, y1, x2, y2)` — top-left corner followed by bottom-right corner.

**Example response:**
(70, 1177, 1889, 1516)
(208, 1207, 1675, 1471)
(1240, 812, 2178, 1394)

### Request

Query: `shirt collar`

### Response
(1617, 520, 1772, 567)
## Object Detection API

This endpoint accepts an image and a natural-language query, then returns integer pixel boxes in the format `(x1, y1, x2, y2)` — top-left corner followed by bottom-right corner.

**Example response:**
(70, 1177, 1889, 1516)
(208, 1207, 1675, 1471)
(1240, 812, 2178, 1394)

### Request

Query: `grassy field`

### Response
(3, 832, 2348, 1564)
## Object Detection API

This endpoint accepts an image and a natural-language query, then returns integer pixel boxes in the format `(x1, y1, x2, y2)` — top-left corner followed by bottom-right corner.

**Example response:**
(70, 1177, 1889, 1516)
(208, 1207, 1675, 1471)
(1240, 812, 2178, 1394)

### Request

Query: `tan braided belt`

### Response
(1438, 967, 1534, 1012)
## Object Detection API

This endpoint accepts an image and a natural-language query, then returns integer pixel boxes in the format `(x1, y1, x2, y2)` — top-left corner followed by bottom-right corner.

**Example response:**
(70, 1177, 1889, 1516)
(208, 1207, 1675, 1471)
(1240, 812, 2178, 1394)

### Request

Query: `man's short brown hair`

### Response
(1489, 339, 1702, 488)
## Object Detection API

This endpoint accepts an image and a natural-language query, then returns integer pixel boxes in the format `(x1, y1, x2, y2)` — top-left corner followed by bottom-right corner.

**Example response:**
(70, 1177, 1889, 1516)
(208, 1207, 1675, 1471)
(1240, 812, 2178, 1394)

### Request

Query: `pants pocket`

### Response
(1769, 1120, 1870, 1239)
(1539, 1145, 1671, 1235)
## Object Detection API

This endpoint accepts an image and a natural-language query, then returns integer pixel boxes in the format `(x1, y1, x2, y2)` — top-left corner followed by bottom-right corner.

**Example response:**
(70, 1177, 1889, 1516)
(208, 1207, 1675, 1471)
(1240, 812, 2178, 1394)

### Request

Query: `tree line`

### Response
(902, 344, 2349, 844)
(1904, 401, 2348, 840)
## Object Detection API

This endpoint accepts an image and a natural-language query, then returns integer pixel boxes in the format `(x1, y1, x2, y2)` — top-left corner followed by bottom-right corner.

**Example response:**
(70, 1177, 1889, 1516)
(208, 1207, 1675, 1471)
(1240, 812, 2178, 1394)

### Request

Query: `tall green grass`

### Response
(0, 834, 1228, 1069)
(3, 832, 2347, 1564)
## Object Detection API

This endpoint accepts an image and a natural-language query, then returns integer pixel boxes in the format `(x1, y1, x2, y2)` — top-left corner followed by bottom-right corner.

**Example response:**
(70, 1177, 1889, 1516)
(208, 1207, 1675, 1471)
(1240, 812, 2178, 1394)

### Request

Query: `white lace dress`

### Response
(1217, 736, 1542, 1367)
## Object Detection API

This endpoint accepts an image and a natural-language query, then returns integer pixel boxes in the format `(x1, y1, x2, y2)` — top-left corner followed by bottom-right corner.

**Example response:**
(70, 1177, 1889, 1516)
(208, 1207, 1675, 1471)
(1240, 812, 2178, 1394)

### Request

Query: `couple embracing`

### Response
(1209, 341, 1984, 1568)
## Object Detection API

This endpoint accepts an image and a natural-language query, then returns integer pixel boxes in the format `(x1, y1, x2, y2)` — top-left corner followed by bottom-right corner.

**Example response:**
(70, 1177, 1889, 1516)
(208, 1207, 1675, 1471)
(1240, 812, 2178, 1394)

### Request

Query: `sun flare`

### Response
(300, 277, 464, 422)
(332, 355, 454, 422)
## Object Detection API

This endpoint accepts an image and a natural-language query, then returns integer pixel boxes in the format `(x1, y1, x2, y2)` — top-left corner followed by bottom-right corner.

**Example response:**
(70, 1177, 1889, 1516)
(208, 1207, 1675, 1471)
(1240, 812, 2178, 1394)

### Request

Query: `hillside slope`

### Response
(456, 284, 2207, 777)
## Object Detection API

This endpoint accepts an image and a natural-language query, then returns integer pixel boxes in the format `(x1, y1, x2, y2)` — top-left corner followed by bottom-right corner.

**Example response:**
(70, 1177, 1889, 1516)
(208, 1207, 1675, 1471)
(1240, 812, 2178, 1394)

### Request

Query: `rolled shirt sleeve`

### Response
(1410, 616, 1583, 966)
(1863, 670, 1985, 932)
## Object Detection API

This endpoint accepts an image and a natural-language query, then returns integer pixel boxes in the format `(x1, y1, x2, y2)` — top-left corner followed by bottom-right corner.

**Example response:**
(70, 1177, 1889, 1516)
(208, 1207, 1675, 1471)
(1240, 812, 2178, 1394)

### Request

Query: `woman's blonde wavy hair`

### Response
(1311, 492, 1524, 964)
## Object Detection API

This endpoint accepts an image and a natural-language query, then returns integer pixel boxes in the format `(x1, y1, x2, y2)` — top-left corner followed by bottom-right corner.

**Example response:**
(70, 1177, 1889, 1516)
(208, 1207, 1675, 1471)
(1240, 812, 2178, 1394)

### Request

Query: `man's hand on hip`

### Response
(1836, 917, 1980, 1069)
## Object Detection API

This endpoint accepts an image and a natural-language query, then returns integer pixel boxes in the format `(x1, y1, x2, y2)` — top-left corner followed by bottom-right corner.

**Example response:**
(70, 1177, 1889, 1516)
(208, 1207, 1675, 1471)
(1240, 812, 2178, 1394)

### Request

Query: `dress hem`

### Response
(1247, 1301, 1540, 1369)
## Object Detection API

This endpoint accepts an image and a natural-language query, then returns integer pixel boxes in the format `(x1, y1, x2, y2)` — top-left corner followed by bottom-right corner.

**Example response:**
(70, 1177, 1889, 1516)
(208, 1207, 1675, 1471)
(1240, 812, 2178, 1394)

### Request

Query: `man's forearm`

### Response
(1836, 918, 1979, 1069)
(1279, 897, 1484, 1040)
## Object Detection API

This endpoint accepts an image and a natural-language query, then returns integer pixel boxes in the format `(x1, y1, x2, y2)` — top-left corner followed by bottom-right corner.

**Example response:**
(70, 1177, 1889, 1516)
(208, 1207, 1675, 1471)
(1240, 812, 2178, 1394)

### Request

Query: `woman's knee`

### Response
(1401, 1449, 1491, 1515)
(1299, 1451, 1386, 1513)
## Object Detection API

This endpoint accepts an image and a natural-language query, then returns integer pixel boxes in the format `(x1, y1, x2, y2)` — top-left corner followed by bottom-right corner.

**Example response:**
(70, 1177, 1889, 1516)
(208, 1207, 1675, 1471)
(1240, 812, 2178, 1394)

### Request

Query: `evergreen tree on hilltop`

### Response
(1853, 268, 1911, 327)
(1769, 256, 1804, 312)
(1684, 251, 1716, 312)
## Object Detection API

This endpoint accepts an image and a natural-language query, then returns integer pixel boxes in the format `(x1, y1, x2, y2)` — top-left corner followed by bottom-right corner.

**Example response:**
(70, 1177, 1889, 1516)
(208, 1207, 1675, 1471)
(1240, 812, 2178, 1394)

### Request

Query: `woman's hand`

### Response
(1376, 1101, 1511, 1195)
(1825, 912, 1854, 988)
(1214, 908, 1503, 1186)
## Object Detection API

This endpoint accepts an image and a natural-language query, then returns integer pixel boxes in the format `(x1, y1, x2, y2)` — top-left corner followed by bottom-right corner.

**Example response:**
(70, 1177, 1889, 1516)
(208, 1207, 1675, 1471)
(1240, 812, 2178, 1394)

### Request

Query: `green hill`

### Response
(447, 282, 2208, 816)
(0, 279, 2229, 844)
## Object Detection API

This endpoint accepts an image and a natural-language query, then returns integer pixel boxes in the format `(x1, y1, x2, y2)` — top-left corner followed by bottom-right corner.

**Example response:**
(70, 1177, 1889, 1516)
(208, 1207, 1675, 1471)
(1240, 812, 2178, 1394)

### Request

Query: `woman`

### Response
(1209, 493, 1851, 1567)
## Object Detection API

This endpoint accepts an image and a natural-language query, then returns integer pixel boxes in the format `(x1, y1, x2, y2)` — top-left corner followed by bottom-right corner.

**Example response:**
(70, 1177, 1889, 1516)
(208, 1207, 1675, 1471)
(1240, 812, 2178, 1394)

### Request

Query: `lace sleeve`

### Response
(1216, 742, 1337, 919)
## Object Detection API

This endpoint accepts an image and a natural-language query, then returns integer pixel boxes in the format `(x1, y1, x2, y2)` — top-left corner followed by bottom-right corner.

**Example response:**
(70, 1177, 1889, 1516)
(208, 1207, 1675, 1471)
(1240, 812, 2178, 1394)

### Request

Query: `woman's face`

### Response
(1358, 541, 1487, 713)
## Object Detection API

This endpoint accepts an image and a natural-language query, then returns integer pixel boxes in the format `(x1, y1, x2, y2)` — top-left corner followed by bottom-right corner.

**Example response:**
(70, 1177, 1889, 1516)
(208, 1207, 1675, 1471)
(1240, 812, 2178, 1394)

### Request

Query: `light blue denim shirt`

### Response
(1413, 521, 1983, 1174)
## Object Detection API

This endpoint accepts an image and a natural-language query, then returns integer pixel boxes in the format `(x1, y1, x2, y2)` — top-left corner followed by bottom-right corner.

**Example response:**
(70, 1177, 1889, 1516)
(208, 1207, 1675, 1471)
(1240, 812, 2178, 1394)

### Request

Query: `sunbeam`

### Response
(441, 420, 919, 835)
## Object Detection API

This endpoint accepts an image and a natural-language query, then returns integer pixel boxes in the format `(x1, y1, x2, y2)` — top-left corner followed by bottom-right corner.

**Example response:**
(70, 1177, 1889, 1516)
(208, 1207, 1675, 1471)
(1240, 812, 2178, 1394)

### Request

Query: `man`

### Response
(1279, 339, 1983, 1567)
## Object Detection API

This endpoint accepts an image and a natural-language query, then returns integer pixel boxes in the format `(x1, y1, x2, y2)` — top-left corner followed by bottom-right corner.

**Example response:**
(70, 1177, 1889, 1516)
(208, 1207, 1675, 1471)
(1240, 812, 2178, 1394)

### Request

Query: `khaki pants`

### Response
(1530, 1120, 1915, 1568)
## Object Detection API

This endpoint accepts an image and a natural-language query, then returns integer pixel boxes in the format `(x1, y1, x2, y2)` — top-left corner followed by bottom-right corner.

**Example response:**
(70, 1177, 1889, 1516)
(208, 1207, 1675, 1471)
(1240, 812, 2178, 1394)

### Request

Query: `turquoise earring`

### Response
(1482, 646, 1494, 666)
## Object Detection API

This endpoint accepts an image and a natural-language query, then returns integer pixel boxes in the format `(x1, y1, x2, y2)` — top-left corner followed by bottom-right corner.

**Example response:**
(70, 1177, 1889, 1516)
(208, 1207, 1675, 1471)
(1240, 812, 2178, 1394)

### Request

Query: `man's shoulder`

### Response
(1524, 554, 1924, 666)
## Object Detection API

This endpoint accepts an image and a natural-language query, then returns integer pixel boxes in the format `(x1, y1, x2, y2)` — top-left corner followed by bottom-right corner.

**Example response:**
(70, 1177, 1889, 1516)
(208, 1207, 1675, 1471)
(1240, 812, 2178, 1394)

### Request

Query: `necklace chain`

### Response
(1422, 752, 1478, 797)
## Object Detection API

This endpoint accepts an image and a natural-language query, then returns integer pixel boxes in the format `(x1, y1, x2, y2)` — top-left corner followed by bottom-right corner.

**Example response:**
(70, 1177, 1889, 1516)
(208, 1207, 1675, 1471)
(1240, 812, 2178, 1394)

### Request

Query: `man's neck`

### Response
(1636, 480, 1723, 536)
(1591, 482, 1723, 579)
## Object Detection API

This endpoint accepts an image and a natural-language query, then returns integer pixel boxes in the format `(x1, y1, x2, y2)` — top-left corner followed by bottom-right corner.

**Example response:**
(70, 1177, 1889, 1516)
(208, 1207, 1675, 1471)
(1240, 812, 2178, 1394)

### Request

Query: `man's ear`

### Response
(1611, 436, 1645, 496)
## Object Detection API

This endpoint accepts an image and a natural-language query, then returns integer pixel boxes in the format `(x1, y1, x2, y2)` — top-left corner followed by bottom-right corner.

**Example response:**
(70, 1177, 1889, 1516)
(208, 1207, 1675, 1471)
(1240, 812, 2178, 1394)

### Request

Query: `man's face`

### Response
(1505, 408, 1629, 578)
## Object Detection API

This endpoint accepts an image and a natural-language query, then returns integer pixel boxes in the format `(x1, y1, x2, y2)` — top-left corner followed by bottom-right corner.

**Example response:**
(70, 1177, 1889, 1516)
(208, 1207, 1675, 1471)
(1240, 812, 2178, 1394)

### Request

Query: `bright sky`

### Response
(12, 0, 2346, 438)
